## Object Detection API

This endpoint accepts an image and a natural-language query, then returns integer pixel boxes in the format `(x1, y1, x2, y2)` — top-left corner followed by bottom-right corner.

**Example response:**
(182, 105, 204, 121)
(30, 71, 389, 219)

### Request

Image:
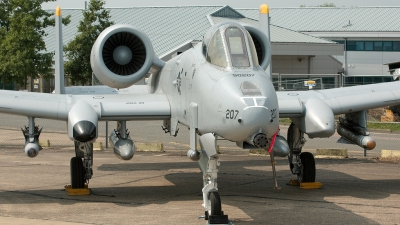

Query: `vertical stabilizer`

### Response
(55, 6, 65, 94)
(259, 4, 272, 80)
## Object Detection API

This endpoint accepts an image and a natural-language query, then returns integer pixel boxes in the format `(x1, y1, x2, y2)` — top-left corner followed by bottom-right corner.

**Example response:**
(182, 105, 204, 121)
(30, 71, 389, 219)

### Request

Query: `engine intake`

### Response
(244, 25, 271, 71)
(91, 24, 165, 88)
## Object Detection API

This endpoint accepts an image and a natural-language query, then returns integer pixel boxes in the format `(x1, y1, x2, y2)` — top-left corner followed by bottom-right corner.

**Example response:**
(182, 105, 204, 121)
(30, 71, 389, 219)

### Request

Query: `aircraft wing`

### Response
(277, 81, 400, 118)
(0, 90, 171, 121)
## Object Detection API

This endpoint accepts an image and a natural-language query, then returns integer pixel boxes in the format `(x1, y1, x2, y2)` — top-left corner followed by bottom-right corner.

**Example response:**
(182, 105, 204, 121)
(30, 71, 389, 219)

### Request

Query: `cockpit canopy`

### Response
(202, 22, 259, 69)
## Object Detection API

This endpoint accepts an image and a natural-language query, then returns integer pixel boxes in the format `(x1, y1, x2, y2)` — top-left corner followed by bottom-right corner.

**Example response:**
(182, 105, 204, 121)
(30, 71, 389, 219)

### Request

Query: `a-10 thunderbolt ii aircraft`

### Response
(1, 6, 400, 225)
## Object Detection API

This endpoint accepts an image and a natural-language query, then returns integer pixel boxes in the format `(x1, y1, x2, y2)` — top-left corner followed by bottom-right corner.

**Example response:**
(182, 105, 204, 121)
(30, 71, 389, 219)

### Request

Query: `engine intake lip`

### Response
(91, 24, 156, 88)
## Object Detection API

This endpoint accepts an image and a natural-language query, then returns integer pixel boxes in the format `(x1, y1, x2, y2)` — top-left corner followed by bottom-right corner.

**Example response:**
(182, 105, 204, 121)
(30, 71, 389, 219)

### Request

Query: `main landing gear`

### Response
(287, 123, 316, 183)
(68, 141, 93, 194)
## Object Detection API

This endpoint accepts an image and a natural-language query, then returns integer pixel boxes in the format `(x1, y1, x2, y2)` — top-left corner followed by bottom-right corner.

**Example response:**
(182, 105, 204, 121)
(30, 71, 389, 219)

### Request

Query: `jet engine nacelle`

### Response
(244, 25, 271, 71)
(91, 24, 165, 89)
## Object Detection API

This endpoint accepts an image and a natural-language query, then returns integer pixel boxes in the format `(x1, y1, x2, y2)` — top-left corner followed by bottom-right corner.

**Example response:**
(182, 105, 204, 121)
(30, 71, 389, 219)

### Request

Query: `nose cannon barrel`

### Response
(252, 133, 268, 148)
(248, 133, 290, 157)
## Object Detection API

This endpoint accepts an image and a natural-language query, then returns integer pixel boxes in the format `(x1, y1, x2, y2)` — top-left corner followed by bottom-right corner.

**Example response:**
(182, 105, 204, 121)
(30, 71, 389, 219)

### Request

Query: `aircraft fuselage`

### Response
(160, 44, 279, 145)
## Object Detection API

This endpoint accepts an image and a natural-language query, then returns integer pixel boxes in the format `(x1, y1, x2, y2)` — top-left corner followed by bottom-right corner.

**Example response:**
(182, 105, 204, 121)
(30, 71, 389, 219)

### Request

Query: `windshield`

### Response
(206, 30, 229, 68)
(225, 27, 250, 68)
(202, 22, 254, 69)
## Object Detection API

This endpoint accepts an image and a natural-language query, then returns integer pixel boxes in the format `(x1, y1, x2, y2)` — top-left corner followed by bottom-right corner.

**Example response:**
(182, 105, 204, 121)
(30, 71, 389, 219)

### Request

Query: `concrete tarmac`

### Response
(0, 147, 400, 225)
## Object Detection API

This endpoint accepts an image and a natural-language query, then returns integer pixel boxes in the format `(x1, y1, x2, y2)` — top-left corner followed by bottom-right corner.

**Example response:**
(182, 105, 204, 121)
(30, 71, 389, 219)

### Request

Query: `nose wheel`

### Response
(69, 141, 93, 190)
(206, 191, 230, 224)
(210, 191, 222, 216)
(197, 133, 231, 225)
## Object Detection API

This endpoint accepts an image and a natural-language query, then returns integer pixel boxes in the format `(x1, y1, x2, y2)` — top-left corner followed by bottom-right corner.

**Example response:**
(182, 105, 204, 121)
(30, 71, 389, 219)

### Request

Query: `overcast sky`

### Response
(42, 0, 400, 9)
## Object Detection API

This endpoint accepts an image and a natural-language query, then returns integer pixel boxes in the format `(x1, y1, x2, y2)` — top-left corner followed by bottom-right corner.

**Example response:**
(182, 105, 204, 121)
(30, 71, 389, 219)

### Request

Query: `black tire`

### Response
(70, 157, 85, 189)
(298, 152, 316, 183)
(210, 191, 222, 216)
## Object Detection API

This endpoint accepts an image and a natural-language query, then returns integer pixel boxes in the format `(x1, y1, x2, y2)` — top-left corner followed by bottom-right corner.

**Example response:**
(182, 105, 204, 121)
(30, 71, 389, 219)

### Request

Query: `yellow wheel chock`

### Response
(287, 180, 323, 189)
(65, 185, 91, 196)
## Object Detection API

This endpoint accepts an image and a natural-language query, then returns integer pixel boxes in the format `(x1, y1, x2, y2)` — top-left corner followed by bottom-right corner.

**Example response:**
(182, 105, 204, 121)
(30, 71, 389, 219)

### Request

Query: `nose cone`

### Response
(221, 97, 279, 142)
(73, 121, 97, 142)
(241, 105, 278, 136)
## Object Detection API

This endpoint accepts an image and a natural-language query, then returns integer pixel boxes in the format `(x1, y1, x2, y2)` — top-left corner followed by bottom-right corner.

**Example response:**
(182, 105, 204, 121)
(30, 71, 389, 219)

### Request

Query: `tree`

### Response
(300, 3, 336, 7)
(0, 0, 22, 88)
(64, 0, 114, 86)
(0, 0, 70, 89)
(317, 3, 336, 7)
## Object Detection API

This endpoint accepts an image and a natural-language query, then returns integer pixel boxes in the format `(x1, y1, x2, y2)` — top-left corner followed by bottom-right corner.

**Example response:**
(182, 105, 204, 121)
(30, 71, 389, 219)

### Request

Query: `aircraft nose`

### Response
(240, 97, 277, 125)
(224, 96, 279, 142)
(241, 106, 268, 125)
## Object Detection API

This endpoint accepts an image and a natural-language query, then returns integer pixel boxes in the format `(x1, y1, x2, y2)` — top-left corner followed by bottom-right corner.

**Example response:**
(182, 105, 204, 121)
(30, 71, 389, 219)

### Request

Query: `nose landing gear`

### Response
(197, 133, 231, 225)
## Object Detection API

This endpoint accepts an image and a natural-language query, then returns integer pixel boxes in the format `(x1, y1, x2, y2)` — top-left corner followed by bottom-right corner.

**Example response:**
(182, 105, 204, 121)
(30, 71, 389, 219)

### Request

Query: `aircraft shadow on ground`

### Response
(0, 158, 398, 224)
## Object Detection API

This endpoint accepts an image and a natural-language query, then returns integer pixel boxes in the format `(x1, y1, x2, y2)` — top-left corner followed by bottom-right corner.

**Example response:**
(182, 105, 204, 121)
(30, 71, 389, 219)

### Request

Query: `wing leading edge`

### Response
(277, 82, 400, 118)
(0, 90, 171, 121)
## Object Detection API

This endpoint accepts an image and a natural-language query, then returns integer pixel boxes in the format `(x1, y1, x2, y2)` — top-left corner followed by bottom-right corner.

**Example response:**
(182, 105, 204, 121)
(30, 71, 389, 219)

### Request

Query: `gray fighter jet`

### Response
(0, 7, 399, 224)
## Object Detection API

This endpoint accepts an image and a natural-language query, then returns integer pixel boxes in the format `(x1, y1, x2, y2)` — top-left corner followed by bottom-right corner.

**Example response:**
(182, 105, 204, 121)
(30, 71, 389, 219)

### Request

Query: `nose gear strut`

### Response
(197, 133, 230, 225)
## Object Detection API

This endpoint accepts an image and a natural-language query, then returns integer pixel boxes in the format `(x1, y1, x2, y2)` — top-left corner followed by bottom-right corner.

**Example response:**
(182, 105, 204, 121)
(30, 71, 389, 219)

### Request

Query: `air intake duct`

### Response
(91, 24, 165, 88)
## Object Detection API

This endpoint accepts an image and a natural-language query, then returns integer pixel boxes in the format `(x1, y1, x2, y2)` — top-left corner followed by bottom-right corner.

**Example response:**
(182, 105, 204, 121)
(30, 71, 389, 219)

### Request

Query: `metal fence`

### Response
(271, 74, 395, 91)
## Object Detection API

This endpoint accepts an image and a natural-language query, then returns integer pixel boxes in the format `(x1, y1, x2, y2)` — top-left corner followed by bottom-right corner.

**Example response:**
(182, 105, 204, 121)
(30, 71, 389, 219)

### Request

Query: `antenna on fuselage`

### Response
(259, 4, 272, 81)
(54, 6, 65, 94)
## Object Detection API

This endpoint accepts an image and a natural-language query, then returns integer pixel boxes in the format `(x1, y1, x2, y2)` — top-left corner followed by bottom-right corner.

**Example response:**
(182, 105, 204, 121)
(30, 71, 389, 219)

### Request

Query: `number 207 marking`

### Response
(226, 110, 239, 119)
